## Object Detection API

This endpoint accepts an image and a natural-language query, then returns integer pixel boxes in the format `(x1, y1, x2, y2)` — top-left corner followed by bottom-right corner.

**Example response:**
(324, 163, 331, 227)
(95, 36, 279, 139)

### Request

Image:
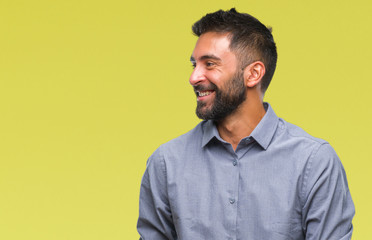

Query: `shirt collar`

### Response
(201, 120, 221, 147)
(249, 103, 279, 150)
(201, 102, 279, 150)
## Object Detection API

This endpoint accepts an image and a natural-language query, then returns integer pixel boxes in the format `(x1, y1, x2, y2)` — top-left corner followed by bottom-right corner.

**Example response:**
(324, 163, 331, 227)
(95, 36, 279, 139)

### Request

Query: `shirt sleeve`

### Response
(137, 148, 177, 240)
(301, 143, 355, 240)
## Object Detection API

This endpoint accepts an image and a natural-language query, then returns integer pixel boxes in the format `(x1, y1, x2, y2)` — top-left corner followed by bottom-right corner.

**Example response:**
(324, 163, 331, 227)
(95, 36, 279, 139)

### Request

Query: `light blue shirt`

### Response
(137, 103, 354, 240)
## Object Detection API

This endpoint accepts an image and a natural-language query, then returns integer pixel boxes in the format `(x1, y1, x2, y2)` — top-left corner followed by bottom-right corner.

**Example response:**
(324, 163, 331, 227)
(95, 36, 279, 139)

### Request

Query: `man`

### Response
(137, 8, 354, 240)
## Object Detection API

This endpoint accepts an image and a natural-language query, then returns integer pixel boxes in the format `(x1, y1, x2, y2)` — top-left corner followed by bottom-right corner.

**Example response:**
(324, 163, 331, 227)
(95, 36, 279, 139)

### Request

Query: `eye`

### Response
(206, 61, 215, 67)
(191, 62, 196, 69)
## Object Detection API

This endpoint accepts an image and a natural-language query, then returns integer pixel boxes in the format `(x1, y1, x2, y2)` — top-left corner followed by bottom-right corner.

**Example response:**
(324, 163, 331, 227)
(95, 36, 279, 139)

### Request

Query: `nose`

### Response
(189, 66, 206, 86)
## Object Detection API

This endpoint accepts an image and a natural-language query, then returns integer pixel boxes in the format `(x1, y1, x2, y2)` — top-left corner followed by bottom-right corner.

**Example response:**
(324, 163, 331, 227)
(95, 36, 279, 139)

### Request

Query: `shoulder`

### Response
(273, 118, 342, 173)
(276, 119, 348, 199)
(273, 118, 332, 156)
(281, 119, 340, 163)
(280, 120, 346, 199)
(147, 121, 205, 164)
(280, 118, 327, 145)
(157, 121, 205, 154)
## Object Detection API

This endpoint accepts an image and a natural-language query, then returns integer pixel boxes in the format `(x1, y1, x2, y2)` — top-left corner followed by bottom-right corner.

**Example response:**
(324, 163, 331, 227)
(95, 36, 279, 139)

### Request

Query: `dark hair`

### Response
(192, 8, 277, 93)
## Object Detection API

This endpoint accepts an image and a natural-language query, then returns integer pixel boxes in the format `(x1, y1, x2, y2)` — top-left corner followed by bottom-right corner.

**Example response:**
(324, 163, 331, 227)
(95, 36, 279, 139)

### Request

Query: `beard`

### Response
(194, 70, 246, 121)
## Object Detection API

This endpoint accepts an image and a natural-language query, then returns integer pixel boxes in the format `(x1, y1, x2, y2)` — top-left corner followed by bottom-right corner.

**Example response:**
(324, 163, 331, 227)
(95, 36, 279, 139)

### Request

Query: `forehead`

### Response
(191, 32, 237, 63)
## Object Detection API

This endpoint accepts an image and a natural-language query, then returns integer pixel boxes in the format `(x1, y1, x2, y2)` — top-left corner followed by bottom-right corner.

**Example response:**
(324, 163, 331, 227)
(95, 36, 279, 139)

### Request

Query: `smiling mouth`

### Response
(197, 90, 214, 97)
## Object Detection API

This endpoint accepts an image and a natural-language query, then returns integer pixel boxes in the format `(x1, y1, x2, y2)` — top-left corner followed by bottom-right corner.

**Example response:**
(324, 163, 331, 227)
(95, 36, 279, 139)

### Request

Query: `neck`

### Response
(216, 92, 265, 151)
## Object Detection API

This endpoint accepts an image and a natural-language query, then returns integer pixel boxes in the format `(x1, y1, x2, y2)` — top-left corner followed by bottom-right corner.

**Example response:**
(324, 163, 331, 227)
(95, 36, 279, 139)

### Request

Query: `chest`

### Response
(166, 148, 305, 239)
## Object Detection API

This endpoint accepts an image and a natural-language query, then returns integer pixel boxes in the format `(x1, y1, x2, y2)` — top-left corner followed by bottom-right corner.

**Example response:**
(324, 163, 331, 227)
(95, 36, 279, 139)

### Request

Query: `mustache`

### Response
(193, 83, 218, 93)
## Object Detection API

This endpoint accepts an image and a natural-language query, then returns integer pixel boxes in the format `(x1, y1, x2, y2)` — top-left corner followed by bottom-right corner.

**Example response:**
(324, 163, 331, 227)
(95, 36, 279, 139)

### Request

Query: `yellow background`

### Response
(0, 0, 371, 239)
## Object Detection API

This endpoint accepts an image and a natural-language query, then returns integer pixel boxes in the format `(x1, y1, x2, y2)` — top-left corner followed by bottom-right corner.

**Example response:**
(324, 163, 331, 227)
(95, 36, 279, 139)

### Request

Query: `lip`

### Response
(196, 90, 215, 101)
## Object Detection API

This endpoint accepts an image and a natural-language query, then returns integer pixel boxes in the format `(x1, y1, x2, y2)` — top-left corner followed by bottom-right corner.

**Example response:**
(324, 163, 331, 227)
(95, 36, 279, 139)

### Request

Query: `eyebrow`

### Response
(190, 54, 222, 62)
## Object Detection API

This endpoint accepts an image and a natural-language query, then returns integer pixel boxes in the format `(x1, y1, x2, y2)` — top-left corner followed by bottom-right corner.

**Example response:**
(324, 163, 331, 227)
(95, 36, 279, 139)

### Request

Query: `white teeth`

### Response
(199, 91, 212, 97)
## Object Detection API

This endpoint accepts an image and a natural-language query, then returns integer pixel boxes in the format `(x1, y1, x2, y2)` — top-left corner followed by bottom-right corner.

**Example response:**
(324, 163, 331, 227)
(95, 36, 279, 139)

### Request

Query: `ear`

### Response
(243, 61, 266, 88)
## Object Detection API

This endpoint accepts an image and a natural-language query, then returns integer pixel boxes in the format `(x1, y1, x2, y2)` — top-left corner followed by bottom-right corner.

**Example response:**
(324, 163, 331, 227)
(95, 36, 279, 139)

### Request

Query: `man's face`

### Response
(190, 32, 246, 121)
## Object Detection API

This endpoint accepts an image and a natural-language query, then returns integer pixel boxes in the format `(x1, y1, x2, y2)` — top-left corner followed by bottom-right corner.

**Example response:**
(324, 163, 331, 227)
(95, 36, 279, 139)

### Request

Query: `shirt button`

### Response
(229, 198, 235, 204)
(233, 160, 237, 166)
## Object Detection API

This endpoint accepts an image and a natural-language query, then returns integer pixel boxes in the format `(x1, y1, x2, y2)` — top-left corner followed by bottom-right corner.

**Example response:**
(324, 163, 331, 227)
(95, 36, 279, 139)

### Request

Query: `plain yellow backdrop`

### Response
(0, 0, 371, 239)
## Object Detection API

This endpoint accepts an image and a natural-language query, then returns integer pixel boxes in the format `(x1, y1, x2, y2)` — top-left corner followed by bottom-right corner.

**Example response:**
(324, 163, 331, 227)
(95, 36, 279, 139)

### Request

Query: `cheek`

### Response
(205, 72, 224, 86)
